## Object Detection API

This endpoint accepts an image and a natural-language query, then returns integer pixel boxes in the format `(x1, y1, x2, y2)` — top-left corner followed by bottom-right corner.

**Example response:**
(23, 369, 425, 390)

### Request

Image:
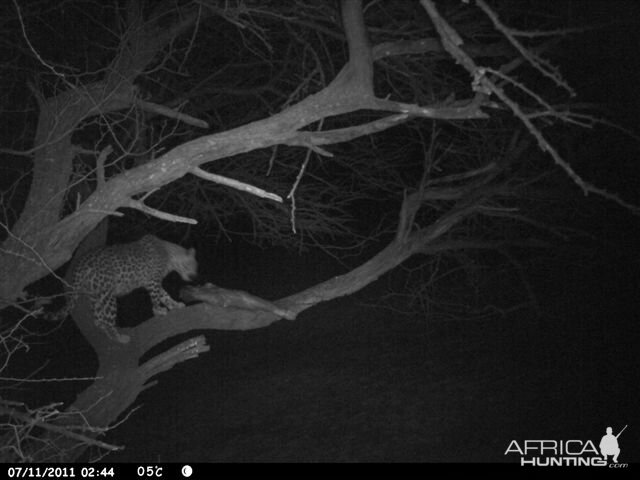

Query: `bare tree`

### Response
(0, 0, 636, 462)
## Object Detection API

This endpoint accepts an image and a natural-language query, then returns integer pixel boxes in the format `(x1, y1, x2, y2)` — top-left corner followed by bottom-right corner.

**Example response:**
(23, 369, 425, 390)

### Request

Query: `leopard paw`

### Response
(153, 306, 170, 316)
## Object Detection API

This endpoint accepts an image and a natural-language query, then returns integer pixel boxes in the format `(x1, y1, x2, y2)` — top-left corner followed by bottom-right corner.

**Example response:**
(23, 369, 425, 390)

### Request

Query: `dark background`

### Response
(2, 0, 639, 463)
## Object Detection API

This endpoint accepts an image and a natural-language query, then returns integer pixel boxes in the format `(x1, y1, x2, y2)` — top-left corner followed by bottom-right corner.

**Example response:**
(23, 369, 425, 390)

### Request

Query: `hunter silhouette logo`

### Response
(599, 425, 626, 463)
(505, 424, 630, 466)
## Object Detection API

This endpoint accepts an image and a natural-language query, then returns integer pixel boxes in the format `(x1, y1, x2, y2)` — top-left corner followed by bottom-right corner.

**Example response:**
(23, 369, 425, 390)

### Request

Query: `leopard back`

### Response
(48, 235, 197, 343)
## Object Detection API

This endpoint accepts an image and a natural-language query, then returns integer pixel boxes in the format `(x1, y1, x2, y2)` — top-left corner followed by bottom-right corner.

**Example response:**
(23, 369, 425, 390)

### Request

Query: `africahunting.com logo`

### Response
(505, 425, 629, 467)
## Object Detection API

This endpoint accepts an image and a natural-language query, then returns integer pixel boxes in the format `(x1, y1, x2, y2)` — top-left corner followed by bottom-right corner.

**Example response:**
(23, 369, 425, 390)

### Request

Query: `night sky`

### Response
(0, 0, 639, 464)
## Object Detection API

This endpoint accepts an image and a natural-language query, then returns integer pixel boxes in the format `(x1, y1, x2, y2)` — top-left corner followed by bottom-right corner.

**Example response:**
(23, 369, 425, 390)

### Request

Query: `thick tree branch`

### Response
(341, 0, 374, 93)
(0, 4, 206, 300)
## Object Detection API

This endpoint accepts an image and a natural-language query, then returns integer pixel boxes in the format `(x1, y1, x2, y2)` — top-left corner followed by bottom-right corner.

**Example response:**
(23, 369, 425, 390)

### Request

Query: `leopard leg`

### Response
(93, 294, 131, 344)
(147, 282, 184, 316)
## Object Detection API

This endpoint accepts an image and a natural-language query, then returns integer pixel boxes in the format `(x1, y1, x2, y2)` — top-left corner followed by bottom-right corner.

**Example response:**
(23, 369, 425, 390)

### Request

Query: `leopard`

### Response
(48, 235, 198, 343)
